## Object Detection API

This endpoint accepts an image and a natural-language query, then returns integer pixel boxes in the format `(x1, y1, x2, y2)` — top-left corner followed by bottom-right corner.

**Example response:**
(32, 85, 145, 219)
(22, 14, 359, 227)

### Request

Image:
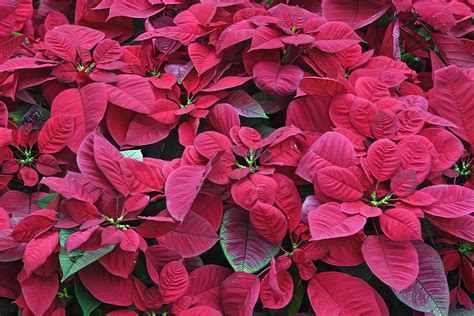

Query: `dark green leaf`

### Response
(75, 277, 100, 316)
(8, 106, 29, 124)
(41, 107, 50, 120)
(286, 275, 305, 315)
(256, 125, 275, 138)
(449, 309, 473, 316)
(269, 271, 305, 316)
(338, 264, 373, 281)
(34, 192, 58, 209)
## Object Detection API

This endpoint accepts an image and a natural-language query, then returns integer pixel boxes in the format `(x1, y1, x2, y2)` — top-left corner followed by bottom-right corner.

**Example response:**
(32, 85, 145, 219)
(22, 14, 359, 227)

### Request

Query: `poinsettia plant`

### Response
(0, 0, 473, 315)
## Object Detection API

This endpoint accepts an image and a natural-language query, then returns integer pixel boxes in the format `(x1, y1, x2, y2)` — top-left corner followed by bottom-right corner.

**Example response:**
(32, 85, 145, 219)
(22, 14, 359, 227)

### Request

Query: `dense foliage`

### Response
(0, 0, 473, 315)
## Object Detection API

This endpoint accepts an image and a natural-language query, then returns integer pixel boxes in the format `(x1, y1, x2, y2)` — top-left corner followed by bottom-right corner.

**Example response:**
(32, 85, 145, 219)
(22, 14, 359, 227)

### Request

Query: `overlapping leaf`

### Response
(220, 208, 280, 274)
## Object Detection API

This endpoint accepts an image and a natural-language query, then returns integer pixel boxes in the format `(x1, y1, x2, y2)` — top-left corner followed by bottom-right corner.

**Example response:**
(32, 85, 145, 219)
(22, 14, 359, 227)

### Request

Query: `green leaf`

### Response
(34, 192, 58, 209)
(75, 277, 100, 316)
(60, 228, 78, 247)
(132, 253, 153, 286)
(269, 271, 305, 316)
(286, 274, 305, 315)
(256, 125, 276, 138)
(239, 117, 274, 137)
(41, 107, 50, 120)
(338, 264, 373, 281)
(252, 92, 288, 115)
(93, 309, 105, 316)
(60, 245, 114, 282)
(220, 207, 280, 274)
(231, 92, 268, 119)
(159, 127, 185, 160)
(449, 309, 473, 316)
(253, 92, 273, 102)
(120, 149, 143, 161)
(8, 106, 29, 124)
(59, 229, 114, 282)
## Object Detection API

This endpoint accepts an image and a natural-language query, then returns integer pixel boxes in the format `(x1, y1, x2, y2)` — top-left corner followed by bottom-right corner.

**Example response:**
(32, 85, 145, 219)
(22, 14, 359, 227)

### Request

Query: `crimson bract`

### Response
(0, 0, 473, 315)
